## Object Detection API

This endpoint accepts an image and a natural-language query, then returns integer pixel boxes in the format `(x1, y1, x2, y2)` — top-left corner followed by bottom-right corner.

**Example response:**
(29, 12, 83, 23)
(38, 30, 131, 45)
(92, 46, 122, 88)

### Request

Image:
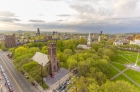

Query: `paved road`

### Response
(109, 63, 140, 87)
(0, 51, 40, 92)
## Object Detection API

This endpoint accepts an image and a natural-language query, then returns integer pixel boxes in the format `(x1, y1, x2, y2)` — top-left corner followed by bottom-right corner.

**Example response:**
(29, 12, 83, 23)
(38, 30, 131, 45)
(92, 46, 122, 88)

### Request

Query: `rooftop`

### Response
(32, 52, 49, 66)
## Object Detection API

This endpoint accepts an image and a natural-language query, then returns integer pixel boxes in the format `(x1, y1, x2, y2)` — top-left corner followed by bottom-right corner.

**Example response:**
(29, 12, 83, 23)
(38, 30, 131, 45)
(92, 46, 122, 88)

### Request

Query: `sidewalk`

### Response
(0, 72, 9, 92)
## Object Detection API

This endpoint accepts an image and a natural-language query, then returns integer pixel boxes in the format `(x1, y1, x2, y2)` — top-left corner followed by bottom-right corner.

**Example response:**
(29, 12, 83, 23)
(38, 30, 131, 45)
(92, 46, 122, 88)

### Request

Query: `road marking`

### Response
(0, 56, 22, 92)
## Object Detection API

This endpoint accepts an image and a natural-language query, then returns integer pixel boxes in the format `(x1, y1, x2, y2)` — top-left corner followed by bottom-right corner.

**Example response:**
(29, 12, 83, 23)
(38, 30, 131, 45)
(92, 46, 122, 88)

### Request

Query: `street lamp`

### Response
(39, 63, 43, 85)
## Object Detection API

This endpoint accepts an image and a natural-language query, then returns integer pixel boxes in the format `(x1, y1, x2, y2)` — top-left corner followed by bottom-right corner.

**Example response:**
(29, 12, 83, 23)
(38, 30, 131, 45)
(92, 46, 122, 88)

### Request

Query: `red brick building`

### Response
(4, 34, 16, 48)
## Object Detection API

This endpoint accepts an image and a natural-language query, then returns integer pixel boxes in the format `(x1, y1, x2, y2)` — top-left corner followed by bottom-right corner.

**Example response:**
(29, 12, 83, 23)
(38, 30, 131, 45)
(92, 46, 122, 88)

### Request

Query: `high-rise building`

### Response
(4, 34, 16, 48)
(37, 28, 40, 36)
(48, 42, 60, 77)
(100, 31, 102, 35)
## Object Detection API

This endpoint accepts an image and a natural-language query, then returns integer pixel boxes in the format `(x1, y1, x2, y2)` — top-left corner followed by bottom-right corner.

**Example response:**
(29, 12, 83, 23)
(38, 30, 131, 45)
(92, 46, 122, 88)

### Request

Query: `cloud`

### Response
(114, 0, 139, 13)
(56, 20, 63, 21)
(0, 11, 16, 17)
(38, 14, 44, 16)
(57, 14, 71, 17)
(28, 20, 45, 22)
(70, 4, 95, 14)
(0, 17, 20, 22)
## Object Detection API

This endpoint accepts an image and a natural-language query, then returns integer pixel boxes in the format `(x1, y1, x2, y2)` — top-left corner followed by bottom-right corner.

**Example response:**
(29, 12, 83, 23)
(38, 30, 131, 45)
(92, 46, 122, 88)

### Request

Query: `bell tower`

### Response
(48, 42, 59, 77)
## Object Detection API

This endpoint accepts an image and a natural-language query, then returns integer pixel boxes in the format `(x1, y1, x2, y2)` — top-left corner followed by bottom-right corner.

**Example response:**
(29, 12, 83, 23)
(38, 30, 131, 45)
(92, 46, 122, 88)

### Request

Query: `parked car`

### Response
(8, 86, 13, 92)
(0, 66, 4, 73)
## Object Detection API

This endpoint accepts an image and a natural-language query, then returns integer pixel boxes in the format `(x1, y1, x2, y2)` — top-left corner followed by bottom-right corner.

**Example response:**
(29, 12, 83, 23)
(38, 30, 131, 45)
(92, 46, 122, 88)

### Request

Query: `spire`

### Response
(98, 36, 100, 43)
(87, 32, 91, 47)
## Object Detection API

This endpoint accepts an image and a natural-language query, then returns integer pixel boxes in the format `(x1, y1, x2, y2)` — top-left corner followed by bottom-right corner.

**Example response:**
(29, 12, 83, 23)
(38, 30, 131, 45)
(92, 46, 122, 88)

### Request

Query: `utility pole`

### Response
(41, 63, 43, 85)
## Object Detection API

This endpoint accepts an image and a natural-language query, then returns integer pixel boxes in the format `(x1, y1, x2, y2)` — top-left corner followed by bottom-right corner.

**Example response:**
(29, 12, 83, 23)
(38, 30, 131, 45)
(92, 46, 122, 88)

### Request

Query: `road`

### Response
(0, 51, 40, 92)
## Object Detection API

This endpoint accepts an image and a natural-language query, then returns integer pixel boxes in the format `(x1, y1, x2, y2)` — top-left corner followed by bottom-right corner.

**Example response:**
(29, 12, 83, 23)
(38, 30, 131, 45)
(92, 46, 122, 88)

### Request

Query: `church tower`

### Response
(48, 42, 59, 77)
(87, 32, 91, 47)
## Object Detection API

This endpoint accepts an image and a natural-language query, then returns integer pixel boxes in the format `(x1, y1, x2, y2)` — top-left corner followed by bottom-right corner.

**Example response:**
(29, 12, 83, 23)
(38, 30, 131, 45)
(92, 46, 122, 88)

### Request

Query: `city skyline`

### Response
(0, 0, 140, 33)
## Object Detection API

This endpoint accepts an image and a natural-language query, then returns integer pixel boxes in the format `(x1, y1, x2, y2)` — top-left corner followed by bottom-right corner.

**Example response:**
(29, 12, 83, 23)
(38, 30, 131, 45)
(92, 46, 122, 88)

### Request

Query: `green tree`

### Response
(42, 46, 48, 54)
(15, 47, 27, 58)
(67, 58, 77, 70)
(99, 80, 139, 92)
(1, 45, 7, 51)
(28, 47, 40, 54)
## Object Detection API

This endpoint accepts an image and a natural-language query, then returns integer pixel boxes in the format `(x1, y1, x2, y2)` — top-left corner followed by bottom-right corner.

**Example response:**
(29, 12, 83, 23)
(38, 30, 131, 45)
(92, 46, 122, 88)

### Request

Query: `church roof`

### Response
(77, 44, 91, 49)
(32, 52, 49, 66)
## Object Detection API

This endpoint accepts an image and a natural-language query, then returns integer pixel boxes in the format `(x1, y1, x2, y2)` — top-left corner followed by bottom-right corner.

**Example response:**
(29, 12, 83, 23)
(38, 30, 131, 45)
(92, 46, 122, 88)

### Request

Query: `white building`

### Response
(113, 40, 128, 46)
(77, 32, 91, 49)
(130, 39, 140, 46)
(113, 41, 123, 46)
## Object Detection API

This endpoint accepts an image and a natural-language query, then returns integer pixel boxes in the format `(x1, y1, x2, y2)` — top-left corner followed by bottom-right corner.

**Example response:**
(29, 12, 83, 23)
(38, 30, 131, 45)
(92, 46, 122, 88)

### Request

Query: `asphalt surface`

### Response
(0, 51, 40, 92)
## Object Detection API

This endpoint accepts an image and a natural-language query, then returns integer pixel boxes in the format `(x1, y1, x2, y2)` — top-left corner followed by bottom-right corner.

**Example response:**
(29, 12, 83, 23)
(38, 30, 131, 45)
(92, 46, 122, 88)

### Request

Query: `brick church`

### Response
(32, 42, 69, 90)
(32, 42, 60, 77)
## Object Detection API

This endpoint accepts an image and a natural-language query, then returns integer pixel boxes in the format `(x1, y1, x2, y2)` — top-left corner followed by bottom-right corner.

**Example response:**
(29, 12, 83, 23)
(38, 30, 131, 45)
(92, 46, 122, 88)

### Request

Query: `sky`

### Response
(0, 0, 140, 33)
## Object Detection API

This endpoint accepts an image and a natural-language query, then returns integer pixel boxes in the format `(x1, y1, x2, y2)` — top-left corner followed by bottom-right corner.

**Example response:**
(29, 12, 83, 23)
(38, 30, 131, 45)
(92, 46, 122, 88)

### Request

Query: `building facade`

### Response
(47, 42, 60, 77)
(44, 36, 52, 41)
(4, 34, 16, 48)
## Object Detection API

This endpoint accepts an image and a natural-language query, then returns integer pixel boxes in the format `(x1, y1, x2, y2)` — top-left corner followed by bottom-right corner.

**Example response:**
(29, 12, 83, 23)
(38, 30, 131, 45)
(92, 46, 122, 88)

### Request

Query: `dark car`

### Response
(31, 82, 35, 86)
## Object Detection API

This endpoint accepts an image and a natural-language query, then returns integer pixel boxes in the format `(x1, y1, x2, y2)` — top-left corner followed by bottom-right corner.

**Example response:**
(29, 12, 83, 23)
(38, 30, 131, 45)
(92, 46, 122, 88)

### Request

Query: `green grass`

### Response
(113, 74, 140, 91)
(114, 74, 131, 82)
(41, 82, 49, 90)
(111, 63, 126, 70)
(108, 65, 119, 78)
(111, 50, 140, 90)
(118, 50, 140, 65)
(125, 69, 140, 84)
(112, 55, 128, 64)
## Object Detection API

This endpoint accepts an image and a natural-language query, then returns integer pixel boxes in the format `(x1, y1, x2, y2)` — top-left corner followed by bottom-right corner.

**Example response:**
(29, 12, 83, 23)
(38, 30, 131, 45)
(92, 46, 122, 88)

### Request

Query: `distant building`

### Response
(4, 34, 16, 48)
(44, 36, 52, 41)
(113, 40, 128, 46)
(0, 34, 4, 41)
(100, 31, 102, 35)
(130, 39, 140, 46)
(77, 32, 91, 49)
(37, 28, 40, 36)
(126, 36, 133, 41)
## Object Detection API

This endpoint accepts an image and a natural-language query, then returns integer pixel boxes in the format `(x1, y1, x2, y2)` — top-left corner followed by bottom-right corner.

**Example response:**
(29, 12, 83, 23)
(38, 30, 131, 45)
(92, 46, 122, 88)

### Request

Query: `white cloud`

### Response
(0, 0, 140, 33)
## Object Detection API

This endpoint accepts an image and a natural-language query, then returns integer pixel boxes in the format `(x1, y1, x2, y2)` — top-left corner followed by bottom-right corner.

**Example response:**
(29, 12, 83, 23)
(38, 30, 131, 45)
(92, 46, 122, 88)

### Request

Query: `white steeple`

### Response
(98, 36, 100, 43)
(87, 32, 91, 47)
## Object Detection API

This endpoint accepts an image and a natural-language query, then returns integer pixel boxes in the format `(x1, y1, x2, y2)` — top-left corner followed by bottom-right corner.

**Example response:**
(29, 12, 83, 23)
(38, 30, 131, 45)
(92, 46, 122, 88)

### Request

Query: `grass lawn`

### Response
(108, 65, 119, 78)
(118, 50, 140, 65)
(111, 50, 140, 90)
(111, 62, 126, 70)
(112, 54, 128, 64)
(125, 69, 140, 84)
(113, 74, 140, 91)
